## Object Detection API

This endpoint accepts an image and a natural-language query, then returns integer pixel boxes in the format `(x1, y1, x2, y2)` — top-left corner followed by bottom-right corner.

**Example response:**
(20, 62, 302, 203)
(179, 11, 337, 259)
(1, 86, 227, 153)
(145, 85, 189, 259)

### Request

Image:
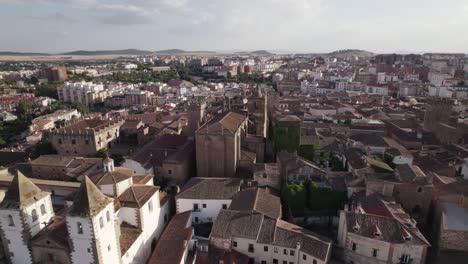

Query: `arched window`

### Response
(99, 217, 104, 228)
(8, 215, 14, 226)
(106, 211, 110, 222)
(40, 204, 46, 215)
(32, 209, 38, 222)
(77, 222, 83, 234)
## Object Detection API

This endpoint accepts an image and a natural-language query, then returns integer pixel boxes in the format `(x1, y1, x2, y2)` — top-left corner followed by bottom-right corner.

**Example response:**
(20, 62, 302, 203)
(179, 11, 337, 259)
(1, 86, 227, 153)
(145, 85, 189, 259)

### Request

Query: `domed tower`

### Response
(0, 171, 54, 264)
(66, 176, 121, 264)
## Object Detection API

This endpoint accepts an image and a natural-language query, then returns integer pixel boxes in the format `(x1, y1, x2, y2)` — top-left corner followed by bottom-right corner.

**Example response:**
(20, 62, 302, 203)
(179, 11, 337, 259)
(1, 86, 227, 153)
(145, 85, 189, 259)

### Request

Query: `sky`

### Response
(0, 0, 467, 54)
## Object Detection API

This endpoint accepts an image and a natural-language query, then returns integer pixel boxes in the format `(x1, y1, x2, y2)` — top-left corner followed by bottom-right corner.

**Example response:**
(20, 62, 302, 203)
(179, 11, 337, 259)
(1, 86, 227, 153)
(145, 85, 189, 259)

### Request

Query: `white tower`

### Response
(0, 171, 55, 264)
(103, 156, 115, 172)
(66, 176, 121, 264)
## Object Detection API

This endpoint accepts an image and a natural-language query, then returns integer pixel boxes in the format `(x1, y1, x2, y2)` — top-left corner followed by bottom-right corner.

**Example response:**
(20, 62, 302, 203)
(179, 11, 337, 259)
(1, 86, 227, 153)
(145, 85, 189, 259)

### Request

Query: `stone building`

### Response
(184, 98, 207, 137)
(29, 155, 102, 181)
(122, 134, 195, 185)
(196, 111, 248, 178)
(423, 99, 453, 131)
(433, 179, 468, 253)
(45, 117, 125, 156)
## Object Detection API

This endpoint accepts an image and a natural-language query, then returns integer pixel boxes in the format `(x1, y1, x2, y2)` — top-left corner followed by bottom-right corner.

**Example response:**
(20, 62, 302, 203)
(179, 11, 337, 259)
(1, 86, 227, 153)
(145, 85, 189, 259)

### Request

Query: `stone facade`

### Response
(45, 118, 125, 156)
(196, 112, 247, 178)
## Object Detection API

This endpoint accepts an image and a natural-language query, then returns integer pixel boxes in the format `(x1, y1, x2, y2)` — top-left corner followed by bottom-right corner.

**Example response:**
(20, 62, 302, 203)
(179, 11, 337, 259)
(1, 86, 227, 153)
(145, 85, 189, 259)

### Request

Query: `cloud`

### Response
(23, 11, 77, 23)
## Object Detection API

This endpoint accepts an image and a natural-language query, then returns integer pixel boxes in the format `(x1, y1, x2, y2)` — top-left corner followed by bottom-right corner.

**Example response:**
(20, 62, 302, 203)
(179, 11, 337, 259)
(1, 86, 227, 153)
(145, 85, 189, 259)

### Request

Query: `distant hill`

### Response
(155, 49, 187, 54)
(155, 49, 217, 54)
(59, 49, 154, 56)
(326, 49, 374, 58)
(0, 51, 49, 56)
(234, 50, 274, 56)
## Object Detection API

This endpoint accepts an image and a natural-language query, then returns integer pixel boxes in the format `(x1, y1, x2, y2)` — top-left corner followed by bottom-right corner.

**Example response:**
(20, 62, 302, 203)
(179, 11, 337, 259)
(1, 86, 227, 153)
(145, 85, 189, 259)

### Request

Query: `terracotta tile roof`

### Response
(176, 178, 241, 200)
(198, 111, 246, 135)
(148, 211, 193, 264)
(120, 222, 141, 254)
(95, 168, 133, 185)
(229, 188, 281, 219)
(118, 185, 159, 208)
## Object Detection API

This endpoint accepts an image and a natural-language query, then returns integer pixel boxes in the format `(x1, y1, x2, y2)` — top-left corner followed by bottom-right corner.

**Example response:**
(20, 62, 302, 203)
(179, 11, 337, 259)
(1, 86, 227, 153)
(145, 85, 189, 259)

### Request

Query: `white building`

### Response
(175, 177, 242, 224)
(0, 158, 170, 264)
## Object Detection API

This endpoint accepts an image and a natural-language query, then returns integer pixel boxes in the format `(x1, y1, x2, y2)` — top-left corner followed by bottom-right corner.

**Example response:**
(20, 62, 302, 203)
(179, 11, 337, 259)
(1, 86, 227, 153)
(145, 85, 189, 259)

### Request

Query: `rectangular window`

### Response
(168, 169, 172, 175)
(203, 204, 207, 208)
(274, 247, 278, 253)
(261, 261, 266, 264)
(248, 244, 254, 253)
(282, 261, 286, 264)
(264, 246, 268, 252)
(222, 204, 227, 209)
(313, 260, 317, 264)
(233, 241, 237, 248)
(352, 243, 357, 251)
(290, 250, 294, 256)
(401, 255, 411, 264)
(303, 254, 307, 260)
(72, 139, 76, 144)
(193, 203, 199, 211)
(284, 249, 287, 255)
(99, 217, 104, 228)
(273, 259, 278, 264)
(373, 249, 378, 257)
(77, 222, 83, 234)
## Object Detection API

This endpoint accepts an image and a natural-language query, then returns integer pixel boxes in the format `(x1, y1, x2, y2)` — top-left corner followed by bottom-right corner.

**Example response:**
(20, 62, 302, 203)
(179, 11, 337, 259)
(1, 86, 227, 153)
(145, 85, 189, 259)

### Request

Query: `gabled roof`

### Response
(198, 112, 246, 135)
(95, 168, 133, 185)
(69, 176, 112, 217)
(0, 171, 48, 209)
(118, 185, 159, 208)
(176, 178, 242, 200)
(229, 188, 281, 219)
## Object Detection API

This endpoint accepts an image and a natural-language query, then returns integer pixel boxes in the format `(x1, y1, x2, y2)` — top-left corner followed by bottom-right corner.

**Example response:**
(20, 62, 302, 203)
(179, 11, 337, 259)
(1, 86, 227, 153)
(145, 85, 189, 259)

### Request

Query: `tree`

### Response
(16, 100, 32, 117)
(94, 149, 107, 159)
(32, 140, 57, 159)
(72, 102, 89, 115)
(282, 182, 307, 216)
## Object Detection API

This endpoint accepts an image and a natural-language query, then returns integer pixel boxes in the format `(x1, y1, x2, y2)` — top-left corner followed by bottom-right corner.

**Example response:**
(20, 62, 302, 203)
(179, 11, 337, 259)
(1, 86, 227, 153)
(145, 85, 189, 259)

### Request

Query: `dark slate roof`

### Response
(69, 176, 112, 217)
(350, 133, 388, 147)
(229, 188, 281, 219)
(118, 185, 159, 208)
(0, 171, 48, 209)
(395, 164, 430, 184)
(344, 148, 368, 169)
(176, 178, 242, 200)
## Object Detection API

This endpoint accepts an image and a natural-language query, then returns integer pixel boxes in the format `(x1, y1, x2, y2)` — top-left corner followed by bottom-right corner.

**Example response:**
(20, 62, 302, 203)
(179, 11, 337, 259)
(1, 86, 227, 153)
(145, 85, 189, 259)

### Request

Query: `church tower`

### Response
(66, 176, 121, 264)
(103, 156, 115, 172)
(185, 97, 207, 137)
(0, 171, 54, 264)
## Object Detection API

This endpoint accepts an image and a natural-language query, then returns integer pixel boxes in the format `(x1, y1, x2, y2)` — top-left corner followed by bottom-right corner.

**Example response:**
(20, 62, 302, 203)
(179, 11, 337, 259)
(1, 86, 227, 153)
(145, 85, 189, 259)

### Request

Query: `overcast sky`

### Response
(1, 0, 467, 54)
